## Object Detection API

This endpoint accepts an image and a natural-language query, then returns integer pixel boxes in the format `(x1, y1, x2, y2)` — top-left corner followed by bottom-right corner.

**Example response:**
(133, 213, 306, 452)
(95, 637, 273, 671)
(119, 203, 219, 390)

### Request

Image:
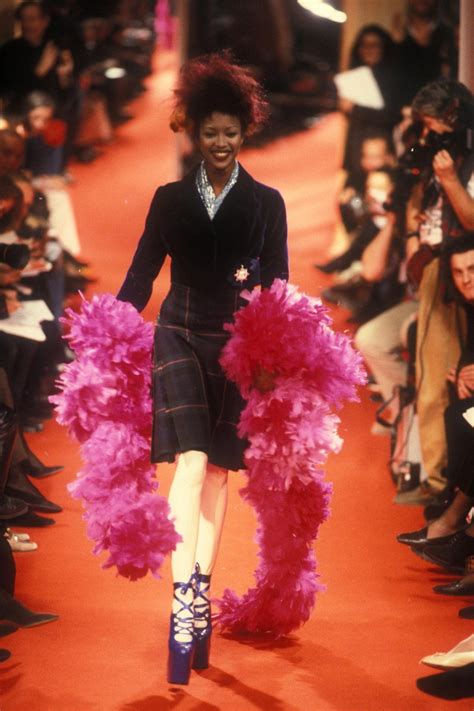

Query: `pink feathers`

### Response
(51, 281, 365, 630)
(51, 294, 181, 581)
(215, 280, 366, 635)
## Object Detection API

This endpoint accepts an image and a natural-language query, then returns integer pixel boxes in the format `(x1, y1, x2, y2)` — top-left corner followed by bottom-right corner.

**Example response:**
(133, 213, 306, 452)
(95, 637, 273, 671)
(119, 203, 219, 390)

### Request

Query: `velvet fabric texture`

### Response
(116, 164, 289, 311)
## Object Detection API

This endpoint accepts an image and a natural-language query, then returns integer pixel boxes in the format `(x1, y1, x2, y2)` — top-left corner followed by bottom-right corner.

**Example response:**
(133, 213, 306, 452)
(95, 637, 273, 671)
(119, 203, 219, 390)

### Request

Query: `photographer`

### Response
(402, 79, 474, 504)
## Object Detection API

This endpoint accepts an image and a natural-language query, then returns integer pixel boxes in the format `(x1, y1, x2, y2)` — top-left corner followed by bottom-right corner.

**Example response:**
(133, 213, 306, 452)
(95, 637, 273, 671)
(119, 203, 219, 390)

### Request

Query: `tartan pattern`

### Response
(151, 284, 247, 470)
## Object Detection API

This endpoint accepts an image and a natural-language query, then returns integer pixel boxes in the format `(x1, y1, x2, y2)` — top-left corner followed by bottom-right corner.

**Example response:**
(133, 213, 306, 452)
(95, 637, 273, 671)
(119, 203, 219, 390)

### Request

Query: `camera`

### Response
(339, 193, 368, 232)
(385, 128, 469, 215)
(0, 243, 30, 270)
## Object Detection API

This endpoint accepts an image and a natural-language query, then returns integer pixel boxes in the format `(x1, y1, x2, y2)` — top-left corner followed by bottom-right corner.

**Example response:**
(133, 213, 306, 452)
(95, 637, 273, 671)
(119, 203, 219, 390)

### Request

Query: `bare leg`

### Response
(167, 450, 207, 640)
(194, 465, 229, 575)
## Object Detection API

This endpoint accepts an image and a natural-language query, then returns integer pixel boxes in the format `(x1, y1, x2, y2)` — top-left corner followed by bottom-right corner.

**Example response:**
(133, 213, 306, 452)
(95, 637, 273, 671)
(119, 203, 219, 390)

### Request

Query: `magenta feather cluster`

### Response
(216, 279, 366, 636)
(51, 293, 181, 580)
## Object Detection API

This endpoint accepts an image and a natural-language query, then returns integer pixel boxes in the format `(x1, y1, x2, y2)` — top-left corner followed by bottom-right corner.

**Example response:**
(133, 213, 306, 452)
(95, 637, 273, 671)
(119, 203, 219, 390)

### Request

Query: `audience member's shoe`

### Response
(370, 421, 391, 436)
(5, 486, 62, 514)
(321, 285, 363, 311)
(420, 634, 474, 669)
(397, 527, 465, 549)
(420, 530, 474, 572)
(0, 649, 10, 662)
(433, 574, 474, 596)
(64, 253, 89, 269)
(19, 459, 64, 479)
(0, 622, 17, 637)
(5, 466, 63, 514)
(394, 482, 443, 506)
(21, 404, 53, 421)
(314, 252, 354, 274)
(5, 529, 38, 552)
(0, 589, 58, 628)
(9, 511, 55, 527)
(20, 417, 43, 433)
(369, 392, 383, 403)
(0, 495, 29, 520)
(459, 606, 474, 620)
(111, 111, 134, 125)
(74, 146, 100, 163)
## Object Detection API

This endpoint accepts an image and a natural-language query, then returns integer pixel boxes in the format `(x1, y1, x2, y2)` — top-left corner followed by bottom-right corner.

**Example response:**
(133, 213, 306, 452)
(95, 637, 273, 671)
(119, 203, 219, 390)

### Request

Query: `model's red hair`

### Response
(170, 51, 269, 137)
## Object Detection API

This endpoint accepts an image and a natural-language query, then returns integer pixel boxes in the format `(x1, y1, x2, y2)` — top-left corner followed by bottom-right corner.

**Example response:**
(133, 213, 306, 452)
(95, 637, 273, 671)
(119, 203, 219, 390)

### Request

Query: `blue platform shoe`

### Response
(167, 579, 195, 685)
(192, 563, 212, 670)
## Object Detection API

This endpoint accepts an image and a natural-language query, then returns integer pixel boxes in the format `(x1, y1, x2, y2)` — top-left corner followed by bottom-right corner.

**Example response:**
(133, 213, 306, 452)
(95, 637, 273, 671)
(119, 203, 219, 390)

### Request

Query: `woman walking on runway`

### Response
(117, 52, 289, 685)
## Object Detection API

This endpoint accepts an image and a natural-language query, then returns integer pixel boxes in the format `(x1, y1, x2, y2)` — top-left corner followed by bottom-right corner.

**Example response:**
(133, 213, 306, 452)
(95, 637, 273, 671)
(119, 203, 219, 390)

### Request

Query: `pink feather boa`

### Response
(51, 293, 181, 580)
(215, 280, 366, 635)
(52, 282, 365, 635)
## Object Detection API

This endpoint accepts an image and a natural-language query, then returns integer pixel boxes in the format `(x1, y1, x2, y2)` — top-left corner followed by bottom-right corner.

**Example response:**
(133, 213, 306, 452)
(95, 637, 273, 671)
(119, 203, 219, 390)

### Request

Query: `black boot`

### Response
(8, 510, 55, 528)
(5, 464, 62, 514)
(0, 588, 58, 628)
(0, 406, 28, 520)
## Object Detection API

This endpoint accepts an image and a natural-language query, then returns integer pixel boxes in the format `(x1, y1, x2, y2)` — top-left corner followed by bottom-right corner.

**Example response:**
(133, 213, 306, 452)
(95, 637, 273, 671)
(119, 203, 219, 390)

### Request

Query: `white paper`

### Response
(334, 66, 385, 109)
(462, 406, 474, 428)
(0, 300, 54, 342)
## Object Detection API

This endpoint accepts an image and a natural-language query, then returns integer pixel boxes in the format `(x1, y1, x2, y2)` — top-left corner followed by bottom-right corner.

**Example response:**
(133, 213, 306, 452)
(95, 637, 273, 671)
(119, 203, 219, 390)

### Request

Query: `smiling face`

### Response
(451, 250, 474, 304)
(197, 112, 244, 178)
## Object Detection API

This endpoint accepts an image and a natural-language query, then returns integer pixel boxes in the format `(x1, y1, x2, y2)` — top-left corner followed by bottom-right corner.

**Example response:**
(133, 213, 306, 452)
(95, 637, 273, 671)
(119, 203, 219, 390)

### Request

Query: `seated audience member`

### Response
(339, 133, 396, 236)
(0, 1, 79, 170)
(16, 94, 82, 259)
(22, 91, 65, 177)
(317, 133, 396, 269)
(322, 167, 404, 322)
(397, 235, 474, 572)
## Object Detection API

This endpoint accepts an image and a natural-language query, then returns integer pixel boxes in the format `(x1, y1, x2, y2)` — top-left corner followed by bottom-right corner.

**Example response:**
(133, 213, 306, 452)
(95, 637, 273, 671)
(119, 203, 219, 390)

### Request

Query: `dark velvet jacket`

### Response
(116, 164, 289, 312)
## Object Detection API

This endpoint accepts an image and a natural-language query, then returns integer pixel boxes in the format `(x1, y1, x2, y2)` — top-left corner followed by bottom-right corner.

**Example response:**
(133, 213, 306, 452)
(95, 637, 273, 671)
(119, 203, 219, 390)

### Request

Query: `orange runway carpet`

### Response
(2, 52, 472, 711)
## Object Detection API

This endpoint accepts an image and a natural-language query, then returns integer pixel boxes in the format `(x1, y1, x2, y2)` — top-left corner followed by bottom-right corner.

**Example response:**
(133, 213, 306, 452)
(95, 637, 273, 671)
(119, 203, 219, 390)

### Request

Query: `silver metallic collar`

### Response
(196, 161, 239, 220)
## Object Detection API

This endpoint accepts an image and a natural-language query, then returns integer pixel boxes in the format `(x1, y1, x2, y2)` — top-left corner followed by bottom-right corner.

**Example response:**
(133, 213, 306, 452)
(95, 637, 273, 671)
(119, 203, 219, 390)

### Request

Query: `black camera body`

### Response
(385, 128, 471, 216)
(0, 243, 30, 270)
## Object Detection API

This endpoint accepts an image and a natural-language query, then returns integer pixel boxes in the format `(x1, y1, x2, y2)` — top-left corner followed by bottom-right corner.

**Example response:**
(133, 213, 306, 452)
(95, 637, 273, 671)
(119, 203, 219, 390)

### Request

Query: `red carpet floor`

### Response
(2, 51, 472, 711)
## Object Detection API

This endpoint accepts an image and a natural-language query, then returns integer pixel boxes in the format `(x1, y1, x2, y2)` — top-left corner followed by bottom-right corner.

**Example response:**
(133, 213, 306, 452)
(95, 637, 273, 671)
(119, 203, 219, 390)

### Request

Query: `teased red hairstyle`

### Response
(170, 51, 269, 137)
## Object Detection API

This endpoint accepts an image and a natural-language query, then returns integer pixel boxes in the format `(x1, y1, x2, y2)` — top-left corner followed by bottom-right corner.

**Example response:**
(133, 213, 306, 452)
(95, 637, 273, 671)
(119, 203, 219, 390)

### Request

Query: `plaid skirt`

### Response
(151, 283, 247, 471)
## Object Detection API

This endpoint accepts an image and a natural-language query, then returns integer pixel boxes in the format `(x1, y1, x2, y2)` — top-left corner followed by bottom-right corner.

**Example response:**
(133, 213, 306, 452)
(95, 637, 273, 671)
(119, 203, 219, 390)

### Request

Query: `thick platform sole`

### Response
(192, 636, 211, 670)
(167, 647, 194, 685)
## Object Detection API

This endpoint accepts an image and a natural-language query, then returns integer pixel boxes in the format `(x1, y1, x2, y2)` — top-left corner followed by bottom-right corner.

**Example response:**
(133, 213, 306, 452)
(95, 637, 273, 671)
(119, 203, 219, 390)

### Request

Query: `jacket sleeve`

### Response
(116, 187, 167, 312)
(260, 190, 289, 288)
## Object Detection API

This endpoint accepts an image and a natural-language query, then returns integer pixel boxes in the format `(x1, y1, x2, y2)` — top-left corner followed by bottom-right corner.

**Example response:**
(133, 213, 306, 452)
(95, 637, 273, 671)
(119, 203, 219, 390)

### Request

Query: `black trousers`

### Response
(444, 396, 474, 497)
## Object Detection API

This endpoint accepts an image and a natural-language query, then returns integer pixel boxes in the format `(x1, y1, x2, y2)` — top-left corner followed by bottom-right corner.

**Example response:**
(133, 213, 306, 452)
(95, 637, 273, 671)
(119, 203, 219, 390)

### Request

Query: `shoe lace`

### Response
(172, 578, 195, 637)
(193, 563, 211, 629)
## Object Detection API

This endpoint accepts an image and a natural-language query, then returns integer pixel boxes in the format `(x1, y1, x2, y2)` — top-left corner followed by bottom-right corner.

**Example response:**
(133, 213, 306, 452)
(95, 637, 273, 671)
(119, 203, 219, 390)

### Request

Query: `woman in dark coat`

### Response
(117, 53, 289, 684)
(341, 24, 402, 176)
